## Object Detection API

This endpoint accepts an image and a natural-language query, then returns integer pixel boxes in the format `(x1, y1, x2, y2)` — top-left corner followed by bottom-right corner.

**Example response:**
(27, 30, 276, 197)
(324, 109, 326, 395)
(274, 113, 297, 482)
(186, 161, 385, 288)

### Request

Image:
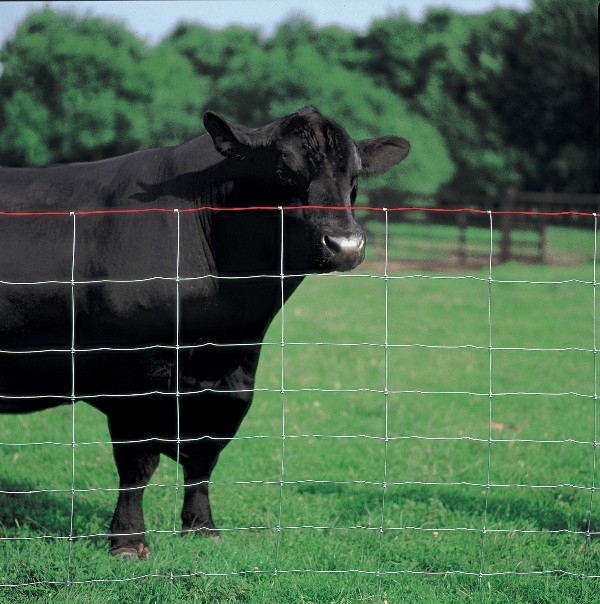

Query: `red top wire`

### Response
(0, 205, 595, 217)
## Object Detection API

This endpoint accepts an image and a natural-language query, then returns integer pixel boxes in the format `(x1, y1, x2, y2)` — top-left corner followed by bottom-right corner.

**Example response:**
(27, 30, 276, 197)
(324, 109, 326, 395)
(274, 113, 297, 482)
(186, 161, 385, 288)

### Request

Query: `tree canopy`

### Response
(0, 2, 597, 198)
(0, 8, 208, 165)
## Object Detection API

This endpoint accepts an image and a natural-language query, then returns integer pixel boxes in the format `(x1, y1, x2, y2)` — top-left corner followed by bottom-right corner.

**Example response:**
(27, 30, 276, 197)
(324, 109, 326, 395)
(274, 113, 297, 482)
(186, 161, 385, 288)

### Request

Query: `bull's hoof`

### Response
(110, 542, 151, 561)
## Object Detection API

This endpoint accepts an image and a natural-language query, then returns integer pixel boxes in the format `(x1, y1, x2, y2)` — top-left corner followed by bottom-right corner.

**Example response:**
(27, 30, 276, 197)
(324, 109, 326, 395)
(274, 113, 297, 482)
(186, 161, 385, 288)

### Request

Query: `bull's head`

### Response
(204, 106, 409, 274)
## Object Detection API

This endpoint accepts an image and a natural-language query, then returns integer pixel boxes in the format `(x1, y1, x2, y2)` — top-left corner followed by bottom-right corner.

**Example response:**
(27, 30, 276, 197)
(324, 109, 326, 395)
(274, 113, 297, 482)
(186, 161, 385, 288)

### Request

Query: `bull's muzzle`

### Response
(321, 233, 365, 271)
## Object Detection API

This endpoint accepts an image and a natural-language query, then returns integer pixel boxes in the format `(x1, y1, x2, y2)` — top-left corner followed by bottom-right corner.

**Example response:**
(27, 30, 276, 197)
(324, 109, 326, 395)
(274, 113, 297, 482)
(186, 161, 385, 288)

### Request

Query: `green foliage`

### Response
(358, 11, 424, 95)
(165, 22, 261, 80)
(0, 8, 209, 165)
(0, 9, 147, 164)
(361, 8, 523, 195)
(0, 3, 596, 194)
(359, 3, 598, 195)
(269, 14, 369, 69)
(147, 41, 210, 147)
(493, 0, 599, 193)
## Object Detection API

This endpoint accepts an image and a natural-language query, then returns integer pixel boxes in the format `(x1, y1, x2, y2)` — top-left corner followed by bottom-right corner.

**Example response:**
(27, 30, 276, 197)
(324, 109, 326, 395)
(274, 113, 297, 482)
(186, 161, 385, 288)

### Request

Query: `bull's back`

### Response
(0, 146, 172, 210)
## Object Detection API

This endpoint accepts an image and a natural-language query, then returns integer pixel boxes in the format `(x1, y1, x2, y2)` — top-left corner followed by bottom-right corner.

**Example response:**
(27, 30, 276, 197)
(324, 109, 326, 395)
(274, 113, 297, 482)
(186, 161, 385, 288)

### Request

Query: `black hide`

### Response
(0, 106, 409, 559)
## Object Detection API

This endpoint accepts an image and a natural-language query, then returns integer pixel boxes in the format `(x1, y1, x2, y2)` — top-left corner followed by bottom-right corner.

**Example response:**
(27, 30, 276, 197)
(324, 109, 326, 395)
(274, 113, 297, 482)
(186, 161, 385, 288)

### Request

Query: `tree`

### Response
(165, 22, 261, 81)
(494, 0, 599, 192)
(357, 10, 425, 98)
(269, 14, 367, 70)
(360, 8, 522, 195)
(147, 41, 210, 147)
(360, 3, 599, 194)
(0, 8, 209, 165)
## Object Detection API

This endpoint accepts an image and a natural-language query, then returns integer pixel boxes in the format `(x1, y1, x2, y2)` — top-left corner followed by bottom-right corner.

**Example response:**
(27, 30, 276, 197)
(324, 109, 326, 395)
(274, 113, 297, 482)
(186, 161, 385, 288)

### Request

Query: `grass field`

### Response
(0, 220, 599, 602)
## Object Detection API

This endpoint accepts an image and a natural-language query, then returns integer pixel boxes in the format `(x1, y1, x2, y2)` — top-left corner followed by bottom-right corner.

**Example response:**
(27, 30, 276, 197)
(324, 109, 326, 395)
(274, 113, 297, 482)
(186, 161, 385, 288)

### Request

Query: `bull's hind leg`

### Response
(108, 441, 160, 560)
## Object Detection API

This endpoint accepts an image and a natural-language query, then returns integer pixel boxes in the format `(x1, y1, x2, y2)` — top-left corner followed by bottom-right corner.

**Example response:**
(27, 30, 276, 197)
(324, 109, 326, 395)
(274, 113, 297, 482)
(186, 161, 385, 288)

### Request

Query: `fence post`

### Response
(538, 216, 549, 262)
(457, 210, 467, 266)
(500, 187, 517, 263)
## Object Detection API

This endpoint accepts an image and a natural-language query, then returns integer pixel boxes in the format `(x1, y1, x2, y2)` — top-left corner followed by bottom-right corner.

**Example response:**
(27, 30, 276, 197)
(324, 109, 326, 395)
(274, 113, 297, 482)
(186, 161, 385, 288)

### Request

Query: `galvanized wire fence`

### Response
(0, 206, 598, 599)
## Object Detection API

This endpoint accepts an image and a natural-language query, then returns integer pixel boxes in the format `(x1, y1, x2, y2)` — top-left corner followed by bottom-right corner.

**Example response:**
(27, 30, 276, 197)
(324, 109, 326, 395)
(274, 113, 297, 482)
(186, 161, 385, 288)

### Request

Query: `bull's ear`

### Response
(355, 136, 410, 175)
(203, 111, 255, 159)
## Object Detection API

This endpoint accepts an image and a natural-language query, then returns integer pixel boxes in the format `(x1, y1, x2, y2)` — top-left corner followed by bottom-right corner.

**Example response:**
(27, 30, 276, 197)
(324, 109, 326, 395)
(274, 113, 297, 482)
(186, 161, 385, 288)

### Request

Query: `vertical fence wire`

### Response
(478, 209, 494, 588)
(170, 208, 182, 601)
(66, 211, 77, 600)
(376, 208, 390, 599)
(581, 212, 598, 598)
(273, 206, 286, 590)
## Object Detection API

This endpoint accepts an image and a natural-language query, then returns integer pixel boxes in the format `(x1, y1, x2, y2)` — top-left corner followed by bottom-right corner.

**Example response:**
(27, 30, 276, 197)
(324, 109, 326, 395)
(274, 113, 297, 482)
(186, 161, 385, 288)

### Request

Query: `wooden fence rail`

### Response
(364, 188, 600, 267)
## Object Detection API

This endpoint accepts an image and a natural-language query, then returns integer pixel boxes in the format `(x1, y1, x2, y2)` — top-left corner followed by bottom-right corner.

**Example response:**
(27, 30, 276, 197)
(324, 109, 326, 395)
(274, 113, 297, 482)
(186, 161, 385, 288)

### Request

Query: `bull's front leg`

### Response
(108, 442, 160, 560)
(178, 390, 254, 540)
(178, 355, 258, 540)
(180, 451, 223, 540)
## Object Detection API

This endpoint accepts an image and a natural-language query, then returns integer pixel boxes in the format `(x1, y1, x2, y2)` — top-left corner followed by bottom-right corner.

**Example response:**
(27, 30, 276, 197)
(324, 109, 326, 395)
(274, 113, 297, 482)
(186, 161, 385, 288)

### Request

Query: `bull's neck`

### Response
(168, 136, 304, 297)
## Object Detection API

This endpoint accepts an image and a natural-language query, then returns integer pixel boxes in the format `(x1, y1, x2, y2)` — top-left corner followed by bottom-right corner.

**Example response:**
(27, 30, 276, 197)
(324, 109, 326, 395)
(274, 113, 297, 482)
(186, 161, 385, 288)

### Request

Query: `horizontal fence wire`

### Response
(0, 205, 598, 594)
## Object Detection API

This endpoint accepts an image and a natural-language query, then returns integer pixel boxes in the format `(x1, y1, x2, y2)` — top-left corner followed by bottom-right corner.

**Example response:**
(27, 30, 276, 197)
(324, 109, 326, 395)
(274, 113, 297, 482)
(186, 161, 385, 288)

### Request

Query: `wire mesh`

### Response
(0, 206, 598, 598)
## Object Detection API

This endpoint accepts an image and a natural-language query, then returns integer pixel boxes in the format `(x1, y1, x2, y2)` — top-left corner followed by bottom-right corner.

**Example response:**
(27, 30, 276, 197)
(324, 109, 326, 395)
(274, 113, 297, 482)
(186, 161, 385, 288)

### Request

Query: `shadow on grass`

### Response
(293, 482, 598, 535)
(0, 479, 112, 539)
(1, 477, 597, 545)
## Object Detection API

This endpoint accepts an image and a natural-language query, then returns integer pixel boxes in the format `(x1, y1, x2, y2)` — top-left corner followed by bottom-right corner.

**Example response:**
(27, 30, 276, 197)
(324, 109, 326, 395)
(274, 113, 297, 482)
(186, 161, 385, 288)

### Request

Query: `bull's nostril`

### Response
(322, 235, 339, 254)
(322, 234, 365, 255)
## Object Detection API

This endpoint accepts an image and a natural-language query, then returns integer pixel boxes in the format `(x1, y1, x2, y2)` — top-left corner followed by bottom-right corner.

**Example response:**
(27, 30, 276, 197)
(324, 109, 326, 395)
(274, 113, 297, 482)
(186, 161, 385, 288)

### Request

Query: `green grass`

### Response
(1, 224, 599, 602)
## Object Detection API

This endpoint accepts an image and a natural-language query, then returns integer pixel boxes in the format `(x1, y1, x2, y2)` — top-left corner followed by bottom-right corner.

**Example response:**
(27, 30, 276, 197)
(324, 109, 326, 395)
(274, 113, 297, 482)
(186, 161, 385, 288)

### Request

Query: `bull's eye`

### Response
(276, 161, 308, 192)
(275, 167, 295, 186)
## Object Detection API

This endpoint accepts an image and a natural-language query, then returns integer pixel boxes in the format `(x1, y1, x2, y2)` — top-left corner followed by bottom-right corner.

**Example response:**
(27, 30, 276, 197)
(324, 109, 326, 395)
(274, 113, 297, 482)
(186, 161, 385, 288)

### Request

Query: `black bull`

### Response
(0, 106, 409, 559)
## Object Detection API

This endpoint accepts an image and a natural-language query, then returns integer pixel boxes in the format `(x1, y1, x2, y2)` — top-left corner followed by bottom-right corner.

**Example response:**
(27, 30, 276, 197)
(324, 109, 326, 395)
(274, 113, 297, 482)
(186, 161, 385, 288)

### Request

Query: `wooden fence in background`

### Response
(365, 188, 600, 266)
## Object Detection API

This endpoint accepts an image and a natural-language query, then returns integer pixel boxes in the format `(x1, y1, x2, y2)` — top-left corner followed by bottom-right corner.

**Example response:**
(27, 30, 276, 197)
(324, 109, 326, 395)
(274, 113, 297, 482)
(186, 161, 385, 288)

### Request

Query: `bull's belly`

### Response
(0, 352, 72, 408)
(0, 345, 258, 409)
